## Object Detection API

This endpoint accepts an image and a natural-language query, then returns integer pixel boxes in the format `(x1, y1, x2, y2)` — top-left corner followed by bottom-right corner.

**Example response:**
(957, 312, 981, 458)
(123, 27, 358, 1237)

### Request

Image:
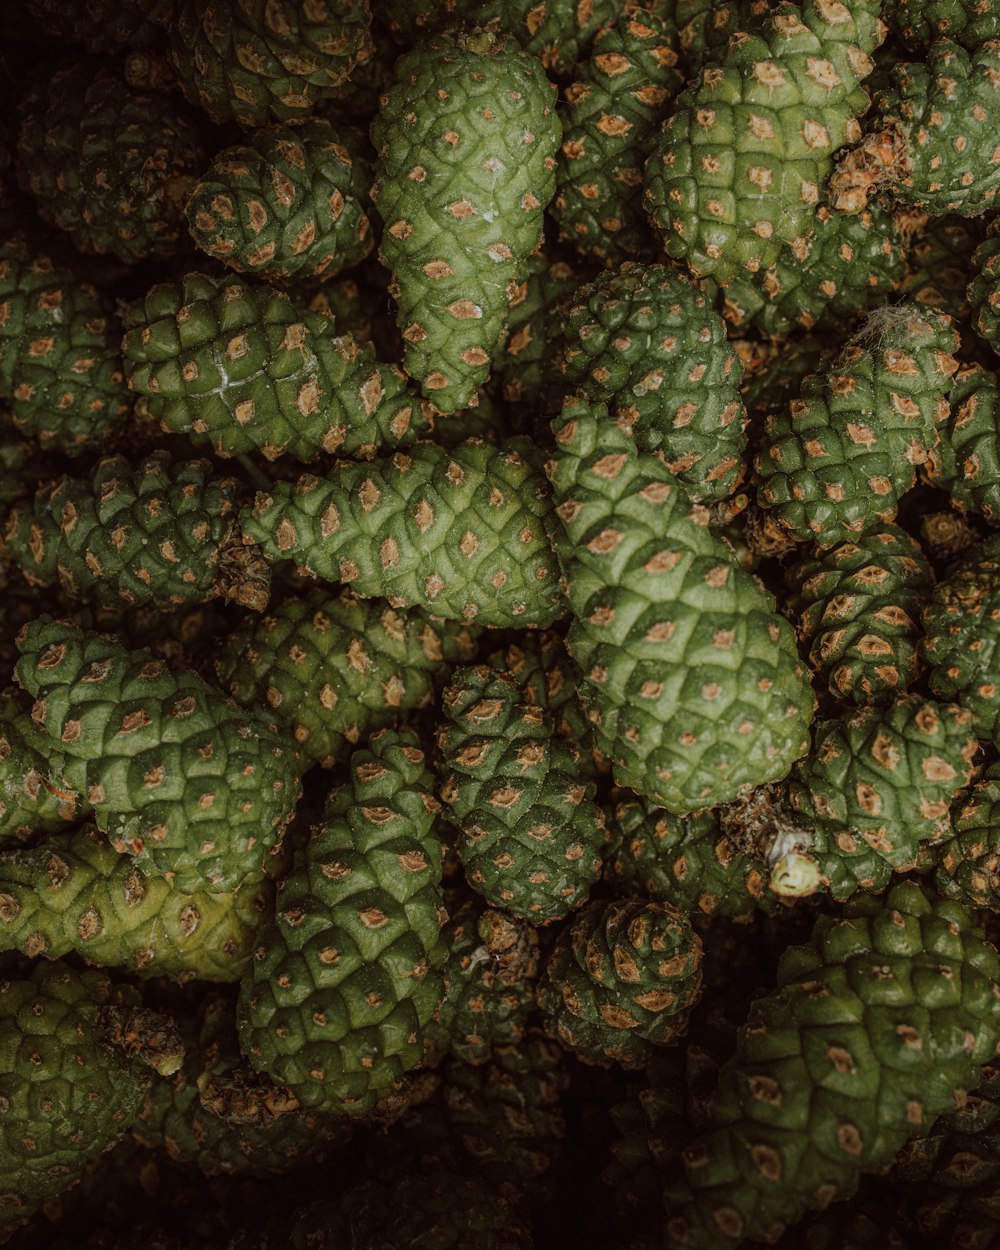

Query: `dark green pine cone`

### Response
(168, 0, 374, 128)
(491, 247, 595, 410)
(14, 616, 302, 895)
(604, 794, 775, 921)
(3, 452, 271, 615)
(0, 824, 271, 982)
(468, 0, 618, 75)
(547, 396, 814, 815)
(661, 881, 1000, 1250)
(423, 894, 540, 1066)
(24, 0, 173, 51)
(135, 992, 353, 1177)
(923, 535, 1000, 747)
(370, 26, 561, 414)
(17, 60, 205, 265)
(553, 262, 746, 504)
(754, 304, 959, 549)
(537, 896, 702, 1068)
(123, 270, 428, 463)
(784, 695, 977, 900)
(186, 120, 374, 286)
(438, 665, 605, 923)
(721, 201, 911, 340)
(884, 0, 1000, 50)
(831, 40, 1000, 217)
(215, 587, 479, 769)
(239, 437, 564, 628)
(667, 0, 771, 75)
(237, 730, 446, 1117)
(0, 687, 83, 844)
(934, 764, 1000, 910)
(923, 361, 1000, 523)
(0, 422, 44, 512)
(787, 524, 934, 706)
(0, 238, 129, 456)
(552, 11, 684, 264)
(0, 961, 157, 1229)
(900, 214, 984, 322)
(970, 225, 1000, 357)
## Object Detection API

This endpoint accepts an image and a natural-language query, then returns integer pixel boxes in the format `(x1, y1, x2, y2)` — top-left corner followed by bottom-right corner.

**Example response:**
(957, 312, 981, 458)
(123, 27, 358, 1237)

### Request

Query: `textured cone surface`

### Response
(237, 730, 446, 1115)
(884, 0, 1000, 45)
(538, 896, 702, 1068)
(0, 687, 82, 844)
(924, 361, 1000, 522)
(135, 993, 352, 1177)
(0, 238, 128, 456)
(552, 263, 746, 504)
(831, 40, 1000, 216)
(786, 694, 977, 899)
(24, 0, 173, 51)
(721, 201, 911, 340)
(370, 28, 561, 414)
(664, 0, 772, 75)
(239, 437, 563, 627)
(643, 0, 884, 284)
(437, 665, 605, 922)
(216, 587, 479, 768)
(740, 336, 836, 436)
(186, 120, 374, 285)
(924, 536, 1000, 747)
(168, 0, 374, 127)
(546, 396, 814, 814)
(934, 764, 1000, 910)
(900, 213, 984, 321)
(0, 961, 151, 1226)
(605, 794, 774, 920)
(0, 825, 272, 982)
(14, 616, 301, 895)
(661, 881, 1000, 1249)
(970, 230, 1000, 357)
(754, 304, 959, 548)
(552, 12, 684, 263)
(787, 524, 934, 706)
(491, 248, 595, 409)
(17, 61, 206, 264)
(122, 271, 427, 463)
(423, 893, 540, 1065)
(3, 452, 270, 614)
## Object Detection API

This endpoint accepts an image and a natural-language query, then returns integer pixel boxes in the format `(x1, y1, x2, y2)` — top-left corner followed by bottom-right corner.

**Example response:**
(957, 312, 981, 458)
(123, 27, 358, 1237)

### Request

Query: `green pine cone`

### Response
(785, 695, 977, 900)
(491, 247, 595, 409)
(923, 536, 1000, 746)
(0, 238, 129, 456)
(934, 764, 1000, 910)
(469, 0, 618, 75)
(643, 0, 884, 284)
(423, 894, 540, 1065)
(370, 27, 561, 414)
(24, 0, 173, 50)
(215, 587, 479, 768)
(186, 120, 374, 285)
(135, 992, 353, 1177)
(605, 794, 774, 921)
(884, 0, 1000, 46)
(437, 665, 605, 923)
(924, 361, 1000, 523)
(0, 687, 82, 844)
(0, 824, 271, 981)
(168, 0, 373, 128)
(900, 214, 983, 322)
(721, 201, 911, 340)
(552, 11, 685, 264)
(787, 524, 934, 706)
(237, 730, 446, 1116)
(740, 335, 835, 436)
(552, 263, 746, 504)
(661, 881, 1000, 1249)
(14, 616, 301, 895)
(0, 961, 154, 1228)
(537, 896, 703, 1068)
(3, 452, 271, 615)
(753, 304, 959, 548)
(546, 396, 814, 815)
(122, 271, 428, 463)
(970, 227, 1000, 356)
(831, 40, 1000, 217)
(660, 0, 771, 76)
(17, 61, 205, 264)
(239, 437, 564, 627)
